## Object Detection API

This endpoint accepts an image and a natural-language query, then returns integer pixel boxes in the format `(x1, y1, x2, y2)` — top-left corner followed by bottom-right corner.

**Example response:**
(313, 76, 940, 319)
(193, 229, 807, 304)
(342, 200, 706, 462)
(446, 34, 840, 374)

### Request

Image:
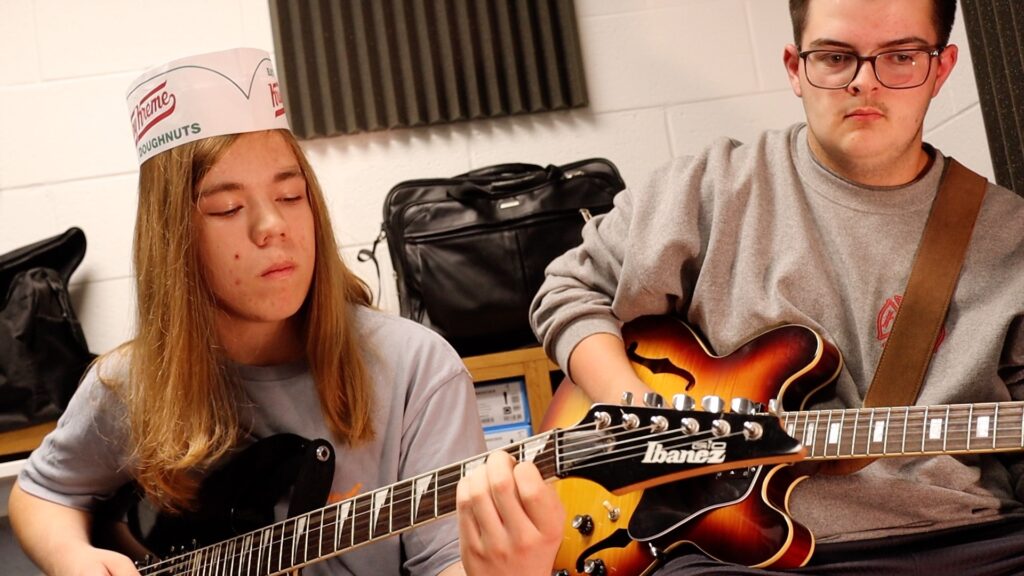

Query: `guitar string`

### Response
(782, 405, 1024, 457)
(137, 421, 742, 575)
(141, 404, 1024, 574)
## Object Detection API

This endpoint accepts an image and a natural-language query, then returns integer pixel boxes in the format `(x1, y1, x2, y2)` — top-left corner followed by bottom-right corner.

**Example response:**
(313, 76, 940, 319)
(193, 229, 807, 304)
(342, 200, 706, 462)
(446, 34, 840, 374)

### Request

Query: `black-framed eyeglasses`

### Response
(799, 47, 943, 89)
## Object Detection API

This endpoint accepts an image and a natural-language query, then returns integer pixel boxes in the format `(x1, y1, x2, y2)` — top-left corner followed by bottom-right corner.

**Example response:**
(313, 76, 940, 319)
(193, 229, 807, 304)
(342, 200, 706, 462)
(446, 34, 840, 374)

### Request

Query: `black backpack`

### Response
(0, 227, 95, 432)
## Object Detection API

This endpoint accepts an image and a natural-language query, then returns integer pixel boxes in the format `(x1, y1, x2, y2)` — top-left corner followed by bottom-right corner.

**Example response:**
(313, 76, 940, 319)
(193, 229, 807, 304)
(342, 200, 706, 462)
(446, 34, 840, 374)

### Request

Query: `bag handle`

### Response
(448, 164, 565, 201)
(0, 227, 86, 300)
(356, 227, 386, 307)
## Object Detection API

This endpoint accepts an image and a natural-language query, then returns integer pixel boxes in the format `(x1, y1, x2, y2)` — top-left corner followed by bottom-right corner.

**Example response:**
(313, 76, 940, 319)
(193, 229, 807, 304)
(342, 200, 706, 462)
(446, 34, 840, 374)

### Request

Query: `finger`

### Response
(456, 475, 483, 553)
(462, 455, 507, 543)
(102, 550, 143, 576)
(512, 461, 565, 539)
(486, 451, 539, 537)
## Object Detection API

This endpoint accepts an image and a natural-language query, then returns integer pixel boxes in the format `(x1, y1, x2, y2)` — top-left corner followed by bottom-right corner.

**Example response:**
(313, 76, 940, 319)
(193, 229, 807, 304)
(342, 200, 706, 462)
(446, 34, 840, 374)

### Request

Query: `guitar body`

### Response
(94, 433, 334, 566)
(543, 316, 842, 574)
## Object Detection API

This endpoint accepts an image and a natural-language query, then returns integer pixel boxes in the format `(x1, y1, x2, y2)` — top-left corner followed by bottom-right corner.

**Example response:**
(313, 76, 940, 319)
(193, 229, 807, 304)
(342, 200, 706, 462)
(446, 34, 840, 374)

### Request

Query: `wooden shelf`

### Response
(462, 346, 559, 427)
(0, 421, 56, 459)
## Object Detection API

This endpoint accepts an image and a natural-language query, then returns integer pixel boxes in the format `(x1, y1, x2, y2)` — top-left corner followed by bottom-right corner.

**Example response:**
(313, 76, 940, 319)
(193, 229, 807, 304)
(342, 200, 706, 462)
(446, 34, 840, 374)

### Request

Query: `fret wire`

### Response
(883, 408, 891, 455)
(920, 406, 929, 453)
(434, 469, 440, 520)
(849, 409, 859, 457)
(823, 410, 833, 458)
(967, 404, 974, 451)
(865, 408, 875, 457)
(812, 411, 821, 457)
(943, 405, 950, 452)
(1020, 405, 1024, 448)
(900, 407, 909, 454)
(306, 511, 313, 563)
(993, 404, 1000, 449)
(836, 409, 845, 457)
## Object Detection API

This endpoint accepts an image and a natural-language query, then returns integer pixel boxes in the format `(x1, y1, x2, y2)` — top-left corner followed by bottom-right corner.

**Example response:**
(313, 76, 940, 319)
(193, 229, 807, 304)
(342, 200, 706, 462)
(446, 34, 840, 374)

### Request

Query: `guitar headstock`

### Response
(556, 398, 803, 494)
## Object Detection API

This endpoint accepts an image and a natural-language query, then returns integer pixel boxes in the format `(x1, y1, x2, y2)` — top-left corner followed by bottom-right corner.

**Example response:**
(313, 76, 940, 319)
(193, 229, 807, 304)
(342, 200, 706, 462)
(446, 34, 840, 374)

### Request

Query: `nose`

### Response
(846, 57, 881, 94)
(251, 200, 288, 246)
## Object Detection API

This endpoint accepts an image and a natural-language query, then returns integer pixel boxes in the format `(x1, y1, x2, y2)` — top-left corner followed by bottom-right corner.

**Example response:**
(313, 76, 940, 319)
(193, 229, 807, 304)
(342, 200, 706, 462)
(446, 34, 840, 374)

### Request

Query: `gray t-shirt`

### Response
(531, 123, 1024, 542)
(19, 306, 486, 575)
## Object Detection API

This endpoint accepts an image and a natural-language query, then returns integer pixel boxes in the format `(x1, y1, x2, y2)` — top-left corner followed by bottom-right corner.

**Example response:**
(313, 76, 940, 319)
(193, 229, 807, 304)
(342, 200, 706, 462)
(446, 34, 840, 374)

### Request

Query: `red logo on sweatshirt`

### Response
(876, 294, 945, 349)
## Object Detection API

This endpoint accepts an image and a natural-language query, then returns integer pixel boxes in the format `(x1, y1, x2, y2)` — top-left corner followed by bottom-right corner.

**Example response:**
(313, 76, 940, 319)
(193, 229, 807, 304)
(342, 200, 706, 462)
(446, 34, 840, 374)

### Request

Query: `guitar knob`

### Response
(701, 395, 725, 413)
(672, 393, 695, 411)
(553, 571, 570, 576)
(583, 559, 607, 575)
(730, 397, 755, 415)
(571, 514, 595, 535)
(643, 392, 664, 407)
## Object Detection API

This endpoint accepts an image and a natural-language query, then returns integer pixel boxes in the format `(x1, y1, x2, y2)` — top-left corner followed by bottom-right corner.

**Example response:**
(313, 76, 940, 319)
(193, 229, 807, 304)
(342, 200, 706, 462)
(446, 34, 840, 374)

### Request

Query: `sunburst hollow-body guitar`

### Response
(546, 315, 1024, 575)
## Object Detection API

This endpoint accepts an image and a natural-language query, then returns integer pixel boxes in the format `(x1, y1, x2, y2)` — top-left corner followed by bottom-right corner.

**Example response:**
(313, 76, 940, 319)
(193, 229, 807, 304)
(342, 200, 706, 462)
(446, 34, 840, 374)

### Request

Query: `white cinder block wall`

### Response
(0, 0, 993, 356)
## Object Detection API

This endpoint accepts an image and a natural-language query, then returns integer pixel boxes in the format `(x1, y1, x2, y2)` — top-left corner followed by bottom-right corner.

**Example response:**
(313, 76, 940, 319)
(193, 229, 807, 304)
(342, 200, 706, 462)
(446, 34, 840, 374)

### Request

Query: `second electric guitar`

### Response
(546, 315, 1024, 574)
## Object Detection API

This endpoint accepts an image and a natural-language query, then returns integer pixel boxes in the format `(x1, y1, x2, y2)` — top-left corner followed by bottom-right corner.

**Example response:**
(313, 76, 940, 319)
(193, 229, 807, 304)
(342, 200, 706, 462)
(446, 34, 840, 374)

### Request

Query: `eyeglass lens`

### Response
(804, 51, 933, 89)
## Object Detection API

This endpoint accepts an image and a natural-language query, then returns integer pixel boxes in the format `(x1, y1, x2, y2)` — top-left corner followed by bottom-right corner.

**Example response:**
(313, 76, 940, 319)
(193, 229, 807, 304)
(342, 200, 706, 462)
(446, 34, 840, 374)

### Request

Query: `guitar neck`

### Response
(140, 432, 559, 576)
(782, 401, 1024, 460)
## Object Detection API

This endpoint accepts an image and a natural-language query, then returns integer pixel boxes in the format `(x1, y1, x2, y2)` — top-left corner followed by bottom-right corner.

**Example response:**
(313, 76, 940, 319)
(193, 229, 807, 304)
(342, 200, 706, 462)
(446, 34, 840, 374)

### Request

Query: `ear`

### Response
(784, 44, 803, 97)
(931, 44, 959, 97)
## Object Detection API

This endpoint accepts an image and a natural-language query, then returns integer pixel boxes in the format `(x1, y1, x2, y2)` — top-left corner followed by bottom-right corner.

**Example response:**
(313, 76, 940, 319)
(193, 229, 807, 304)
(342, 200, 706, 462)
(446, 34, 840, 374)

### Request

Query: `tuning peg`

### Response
(672, 393, 696, 411)
(680, 417, 699, 435)
(711, 418, 732, 437)
(593, 411, 612, 429)
(620, 391, 634, 406)
(650, 415, 669, 432)
(701, 395, 725, 413)
(622, 412, 640, 430)
(730, 397, 755, 415)
(743, 421, 764, 440)
(643, 392, 664, 407)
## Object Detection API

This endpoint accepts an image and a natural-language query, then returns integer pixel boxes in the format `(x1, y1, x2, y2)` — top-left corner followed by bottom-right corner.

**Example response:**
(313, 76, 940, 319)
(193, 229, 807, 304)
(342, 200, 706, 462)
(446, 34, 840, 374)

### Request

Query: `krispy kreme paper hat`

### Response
(126, 47, 289, 165)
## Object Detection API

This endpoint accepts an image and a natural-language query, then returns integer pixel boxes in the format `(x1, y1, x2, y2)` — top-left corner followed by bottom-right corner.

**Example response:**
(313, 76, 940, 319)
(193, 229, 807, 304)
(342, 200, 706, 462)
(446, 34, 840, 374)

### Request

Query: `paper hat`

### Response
(125, 47, 290, 165)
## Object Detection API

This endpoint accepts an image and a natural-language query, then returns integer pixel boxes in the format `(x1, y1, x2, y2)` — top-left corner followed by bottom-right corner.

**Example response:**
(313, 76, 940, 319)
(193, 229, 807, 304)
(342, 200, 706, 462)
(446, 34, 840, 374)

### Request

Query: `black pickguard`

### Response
(94, 433, 335, 560)
(628, 468, 761, 542)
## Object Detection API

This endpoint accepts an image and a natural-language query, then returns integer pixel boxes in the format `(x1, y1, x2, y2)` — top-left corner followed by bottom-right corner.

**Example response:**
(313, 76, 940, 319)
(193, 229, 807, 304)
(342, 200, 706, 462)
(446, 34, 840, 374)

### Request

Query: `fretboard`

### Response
(141, 431, 558, 576)
(782, 401, 1024, 460)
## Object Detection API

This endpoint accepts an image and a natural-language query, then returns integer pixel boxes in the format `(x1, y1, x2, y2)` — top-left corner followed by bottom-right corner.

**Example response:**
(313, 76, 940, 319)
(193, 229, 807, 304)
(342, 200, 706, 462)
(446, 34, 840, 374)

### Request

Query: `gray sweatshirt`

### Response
(530, 123, 1024, 542)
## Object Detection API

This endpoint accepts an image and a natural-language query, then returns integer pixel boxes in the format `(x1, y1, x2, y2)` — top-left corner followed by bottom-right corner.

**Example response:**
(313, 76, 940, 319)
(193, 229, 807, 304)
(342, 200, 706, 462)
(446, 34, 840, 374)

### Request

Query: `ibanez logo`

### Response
(132, 81, 176, 144)
(641, 439, 727, 464)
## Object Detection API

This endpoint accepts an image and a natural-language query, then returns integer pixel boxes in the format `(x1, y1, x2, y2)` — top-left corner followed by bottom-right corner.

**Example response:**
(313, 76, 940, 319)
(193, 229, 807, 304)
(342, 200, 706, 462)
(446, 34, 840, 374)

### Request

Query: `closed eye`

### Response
(208, 206, 242, 217)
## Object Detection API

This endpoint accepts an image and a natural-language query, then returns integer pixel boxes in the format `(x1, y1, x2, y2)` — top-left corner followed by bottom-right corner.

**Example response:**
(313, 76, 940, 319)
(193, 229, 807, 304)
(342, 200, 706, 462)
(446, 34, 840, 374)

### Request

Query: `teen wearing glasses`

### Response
(458, 1, 1024, 574)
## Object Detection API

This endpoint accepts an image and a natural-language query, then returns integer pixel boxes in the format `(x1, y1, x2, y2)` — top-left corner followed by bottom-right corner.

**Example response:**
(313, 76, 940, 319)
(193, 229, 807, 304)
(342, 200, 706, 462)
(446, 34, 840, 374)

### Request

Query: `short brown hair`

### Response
(789, 0, 957, 48)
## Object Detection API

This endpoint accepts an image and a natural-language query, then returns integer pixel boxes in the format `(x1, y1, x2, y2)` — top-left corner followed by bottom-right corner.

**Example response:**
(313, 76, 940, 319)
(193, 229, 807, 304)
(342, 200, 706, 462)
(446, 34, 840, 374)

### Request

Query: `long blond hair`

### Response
(120, 129, 372, 511)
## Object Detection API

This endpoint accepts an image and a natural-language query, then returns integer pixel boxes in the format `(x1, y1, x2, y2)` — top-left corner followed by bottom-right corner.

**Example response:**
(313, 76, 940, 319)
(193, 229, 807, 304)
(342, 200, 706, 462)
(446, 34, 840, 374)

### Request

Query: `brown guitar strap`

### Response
(824, 158, 988, 475)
